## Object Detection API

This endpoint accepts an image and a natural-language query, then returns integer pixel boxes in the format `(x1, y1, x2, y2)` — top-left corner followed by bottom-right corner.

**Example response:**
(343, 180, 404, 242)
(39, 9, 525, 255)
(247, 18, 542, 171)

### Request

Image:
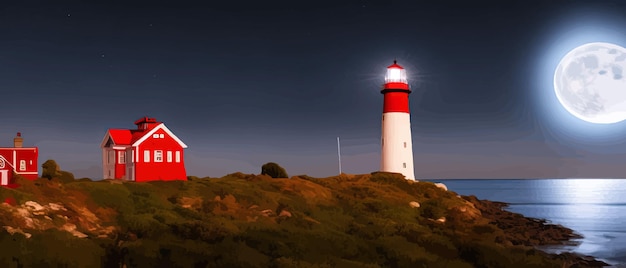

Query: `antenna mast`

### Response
(337, 137, 342, 175)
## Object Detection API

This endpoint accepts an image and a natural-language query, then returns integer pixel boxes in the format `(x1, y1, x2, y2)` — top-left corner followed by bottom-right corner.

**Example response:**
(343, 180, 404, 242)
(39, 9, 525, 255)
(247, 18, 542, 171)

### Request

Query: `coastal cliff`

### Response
(0, 172, 609, 267)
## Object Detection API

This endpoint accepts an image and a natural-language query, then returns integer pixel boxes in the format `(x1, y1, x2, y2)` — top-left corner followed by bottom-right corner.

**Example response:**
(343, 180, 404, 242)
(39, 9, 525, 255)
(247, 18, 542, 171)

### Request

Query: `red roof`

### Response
(106, 122, 162, 146)
(130, 129, 149, 144)
(387, 60, 404, 69)
(102, 117, 187, 149)
(108, 129, 132, 145)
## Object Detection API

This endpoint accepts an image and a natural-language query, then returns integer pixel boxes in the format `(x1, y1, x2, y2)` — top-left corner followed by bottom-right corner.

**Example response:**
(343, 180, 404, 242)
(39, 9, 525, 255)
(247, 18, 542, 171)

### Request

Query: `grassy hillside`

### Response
(0, 172, 605, 267)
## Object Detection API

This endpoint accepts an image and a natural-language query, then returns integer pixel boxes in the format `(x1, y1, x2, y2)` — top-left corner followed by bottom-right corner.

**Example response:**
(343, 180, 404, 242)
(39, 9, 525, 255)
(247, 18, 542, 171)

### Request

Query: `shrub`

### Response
(41, 159, 75, 183)
(420, 199, 447, 219)
(41, 159, 61, 180)
(58, 171, 75, 183)
(261, 162, 288, 178)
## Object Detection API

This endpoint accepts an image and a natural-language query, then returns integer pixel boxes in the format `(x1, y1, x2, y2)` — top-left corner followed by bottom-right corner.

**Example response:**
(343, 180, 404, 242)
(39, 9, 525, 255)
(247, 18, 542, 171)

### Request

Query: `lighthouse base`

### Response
(380, 112, 415, 181)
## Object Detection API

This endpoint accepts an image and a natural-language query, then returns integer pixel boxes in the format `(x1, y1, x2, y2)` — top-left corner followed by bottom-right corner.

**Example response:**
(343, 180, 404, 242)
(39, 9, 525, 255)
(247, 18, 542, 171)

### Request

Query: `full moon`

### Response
(554, 42, 626, 124)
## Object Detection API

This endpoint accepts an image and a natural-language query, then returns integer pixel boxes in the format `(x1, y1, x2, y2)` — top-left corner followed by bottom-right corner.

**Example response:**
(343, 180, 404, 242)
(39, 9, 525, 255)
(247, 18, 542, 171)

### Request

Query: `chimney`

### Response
(134, 117, 160, 130)
(14, 132, 23, 148)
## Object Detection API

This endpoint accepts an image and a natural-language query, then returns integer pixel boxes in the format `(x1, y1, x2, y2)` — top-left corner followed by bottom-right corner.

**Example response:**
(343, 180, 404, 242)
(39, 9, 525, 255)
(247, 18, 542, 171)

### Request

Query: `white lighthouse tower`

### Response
(380, 60, 416, 181)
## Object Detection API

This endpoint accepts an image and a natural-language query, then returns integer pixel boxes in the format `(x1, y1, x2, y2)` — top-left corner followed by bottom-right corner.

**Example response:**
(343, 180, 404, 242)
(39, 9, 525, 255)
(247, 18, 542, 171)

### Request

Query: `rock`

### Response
(179, 197, 202, 209)
(436, 217, 446, 223)
(434, 183, 448, 191)
(3, 226, 32, 239)
(279, 210, 292, 218)
(16, 208, 31, 217)
(23, 218, 34, 228)
(24, 201, 44, 211)
(260, 209, 275, 217)
(409, 201, 420, 208)
(48, 203, 66, 211)
(248, 205, 259, 210)
(62, 223, 88, 238)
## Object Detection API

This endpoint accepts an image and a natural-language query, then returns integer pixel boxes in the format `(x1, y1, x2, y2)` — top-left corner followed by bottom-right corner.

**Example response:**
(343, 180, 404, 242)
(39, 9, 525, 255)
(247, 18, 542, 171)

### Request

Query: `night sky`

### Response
(2, 0, 626, 179)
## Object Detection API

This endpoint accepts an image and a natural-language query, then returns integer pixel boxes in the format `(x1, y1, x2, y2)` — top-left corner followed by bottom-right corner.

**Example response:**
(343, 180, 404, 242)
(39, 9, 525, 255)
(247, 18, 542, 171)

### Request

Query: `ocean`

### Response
(434, 179, 626, 267)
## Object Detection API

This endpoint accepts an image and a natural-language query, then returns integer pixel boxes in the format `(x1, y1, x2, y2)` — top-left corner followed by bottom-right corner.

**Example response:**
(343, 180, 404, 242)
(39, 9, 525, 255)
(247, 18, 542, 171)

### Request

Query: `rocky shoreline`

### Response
(463, 195, 610, 268)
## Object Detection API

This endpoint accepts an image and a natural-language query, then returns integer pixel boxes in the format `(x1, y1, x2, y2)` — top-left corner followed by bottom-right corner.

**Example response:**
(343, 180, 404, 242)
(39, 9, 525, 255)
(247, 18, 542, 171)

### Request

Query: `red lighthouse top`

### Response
(382, 60, 410, 92)
(382, 60, 411, 113)
(387, 60, 404, 70)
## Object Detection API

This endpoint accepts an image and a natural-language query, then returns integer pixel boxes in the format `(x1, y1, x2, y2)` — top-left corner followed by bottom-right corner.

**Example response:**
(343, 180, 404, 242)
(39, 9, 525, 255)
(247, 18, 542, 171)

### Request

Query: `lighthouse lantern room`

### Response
(380, 60, 416, 181)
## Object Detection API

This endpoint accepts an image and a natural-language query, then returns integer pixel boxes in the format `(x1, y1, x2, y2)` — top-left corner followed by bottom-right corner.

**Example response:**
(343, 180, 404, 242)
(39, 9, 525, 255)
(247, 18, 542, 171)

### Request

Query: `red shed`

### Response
(100, 117, 188, 182)
(0, 133, 39, 186)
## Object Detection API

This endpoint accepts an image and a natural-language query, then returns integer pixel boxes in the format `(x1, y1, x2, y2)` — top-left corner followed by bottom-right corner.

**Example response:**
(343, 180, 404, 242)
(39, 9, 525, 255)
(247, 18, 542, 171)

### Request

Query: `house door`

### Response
(0, 170, 8, 186)
(127, 167, 134, 181)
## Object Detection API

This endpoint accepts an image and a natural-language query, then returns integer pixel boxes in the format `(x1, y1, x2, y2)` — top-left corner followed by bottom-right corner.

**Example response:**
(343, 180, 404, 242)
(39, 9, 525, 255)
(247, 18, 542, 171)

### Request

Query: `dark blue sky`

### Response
(2, 0, 626, 179)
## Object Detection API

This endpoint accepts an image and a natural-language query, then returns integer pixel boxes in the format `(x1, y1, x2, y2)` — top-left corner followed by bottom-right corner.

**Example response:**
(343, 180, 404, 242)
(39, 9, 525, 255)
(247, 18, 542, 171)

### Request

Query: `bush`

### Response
(41, 159, 75, 183)
(261, 162, 288, 178)
(420, 199, 447, 219)
(41, 159, 61, 180)
(58, 171, 75, 183)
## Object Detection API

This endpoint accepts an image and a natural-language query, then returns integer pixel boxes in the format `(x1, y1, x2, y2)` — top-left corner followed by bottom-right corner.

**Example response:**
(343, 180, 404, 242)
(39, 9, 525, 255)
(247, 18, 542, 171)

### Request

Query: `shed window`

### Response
(167, 151, 172, 162)
(118, 151, 125, 164)
(20, 160, 26, 171)
(154, 150, 163, 162)
(144, 150, 150, 162)
(175, 151, 181, 163)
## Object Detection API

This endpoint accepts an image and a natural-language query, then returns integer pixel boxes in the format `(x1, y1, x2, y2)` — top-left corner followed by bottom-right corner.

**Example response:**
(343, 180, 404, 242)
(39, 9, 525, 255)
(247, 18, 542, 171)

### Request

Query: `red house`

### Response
(0, 133, 39, 186)
(100, 117, 188, 182)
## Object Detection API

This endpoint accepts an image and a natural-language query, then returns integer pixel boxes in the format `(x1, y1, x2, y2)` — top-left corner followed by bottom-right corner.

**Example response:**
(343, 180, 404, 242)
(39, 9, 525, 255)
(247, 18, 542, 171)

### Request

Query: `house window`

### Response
(154, 150, 163, 162)
(144, 150, 150, 162)
(167, 151, 172, 162)
(29, 160, 32, 165)
(403, 162, 406, 168)
(153, 134, 159, 138)
(20, 160, 26, 171)
(175, 151, 181, 163)
(159, 134, 164, 138)
(404, 142, 407, 148)
(118, 151, 125, 164)
(131, 150, 134, 163)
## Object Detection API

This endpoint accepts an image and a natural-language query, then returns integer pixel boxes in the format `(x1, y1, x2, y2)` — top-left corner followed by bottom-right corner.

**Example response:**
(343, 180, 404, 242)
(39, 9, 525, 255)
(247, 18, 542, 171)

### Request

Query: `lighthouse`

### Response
(380, 60, 416, 181)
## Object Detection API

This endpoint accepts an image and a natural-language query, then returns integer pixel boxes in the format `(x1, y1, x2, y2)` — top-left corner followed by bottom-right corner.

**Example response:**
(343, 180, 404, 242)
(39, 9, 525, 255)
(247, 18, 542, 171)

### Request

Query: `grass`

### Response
(0, 172, 570, 268)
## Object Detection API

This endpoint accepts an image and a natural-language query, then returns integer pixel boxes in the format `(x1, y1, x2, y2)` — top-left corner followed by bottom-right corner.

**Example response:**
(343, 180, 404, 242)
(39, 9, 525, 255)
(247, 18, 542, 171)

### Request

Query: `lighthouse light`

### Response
(385, 68, 407, 83)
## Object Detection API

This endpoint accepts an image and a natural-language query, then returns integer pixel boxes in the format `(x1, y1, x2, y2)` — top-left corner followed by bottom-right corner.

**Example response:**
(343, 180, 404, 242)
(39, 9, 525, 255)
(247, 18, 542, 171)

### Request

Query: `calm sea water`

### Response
(433, 179, 626, 267)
